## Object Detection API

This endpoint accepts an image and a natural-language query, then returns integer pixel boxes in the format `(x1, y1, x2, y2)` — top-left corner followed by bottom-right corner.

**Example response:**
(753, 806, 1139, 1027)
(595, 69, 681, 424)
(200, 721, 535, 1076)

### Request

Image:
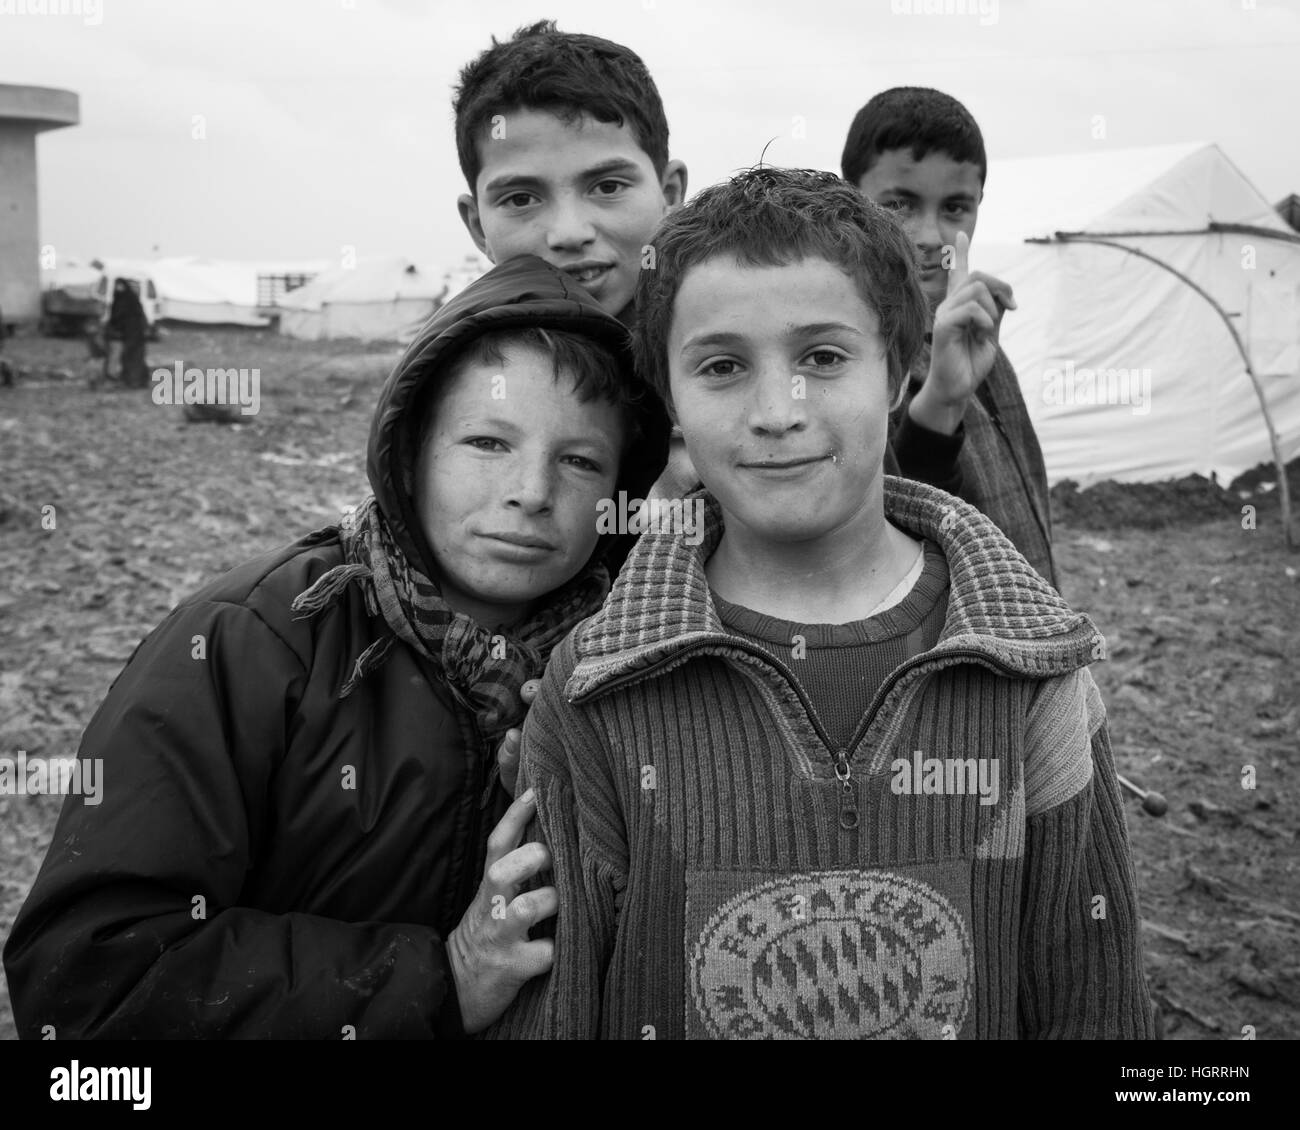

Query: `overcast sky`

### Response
(4, 0, 1297, 267)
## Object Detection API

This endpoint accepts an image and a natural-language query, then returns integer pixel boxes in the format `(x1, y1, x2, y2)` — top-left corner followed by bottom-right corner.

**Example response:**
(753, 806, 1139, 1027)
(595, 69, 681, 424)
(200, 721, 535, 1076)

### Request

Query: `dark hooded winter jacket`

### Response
(3, 256, 669, 1039)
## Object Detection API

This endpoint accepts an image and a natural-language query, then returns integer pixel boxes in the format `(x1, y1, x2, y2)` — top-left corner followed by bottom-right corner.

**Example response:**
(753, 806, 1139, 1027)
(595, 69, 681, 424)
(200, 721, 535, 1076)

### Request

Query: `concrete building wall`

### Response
(0, 84, 79, 327)
(0, 124, 40, 323)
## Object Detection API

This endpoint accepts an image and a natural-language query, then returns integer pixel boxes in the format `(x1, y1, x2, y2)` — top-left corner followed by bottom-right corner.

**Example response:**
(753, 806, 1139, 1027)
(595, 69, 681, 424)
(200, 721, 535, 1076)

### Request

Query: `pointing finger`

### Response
(946, 230, 970, 297)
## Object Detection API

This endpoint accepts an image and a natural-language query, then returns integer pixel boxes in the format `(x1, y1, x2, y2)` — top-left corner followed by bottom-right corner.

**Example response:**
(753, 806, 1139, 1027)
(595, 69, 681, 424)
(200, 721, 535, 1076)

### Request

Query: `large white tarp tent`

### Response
(41, 258, 101, 295)
(974, 142, 1300, 486)
(278, 257, 446, 342)
(98, 257, 328, 326)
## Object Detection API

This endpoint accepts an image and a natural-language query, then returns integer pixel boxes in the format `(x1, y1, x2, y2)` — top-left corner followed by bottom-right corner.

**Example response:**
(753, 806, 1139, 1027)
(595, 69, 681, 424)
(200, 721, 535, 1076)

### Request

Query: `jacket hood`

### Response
(564, 476, 1102, 702)
(365, 255, 671, 580)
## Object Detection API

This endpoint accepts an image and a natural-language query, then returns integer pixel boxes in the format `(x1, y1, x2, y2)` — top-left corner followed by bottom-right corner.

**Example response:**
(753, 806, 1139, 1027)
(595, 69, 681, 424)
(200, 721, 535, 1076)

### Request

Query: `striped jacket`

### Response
(491, 477, 1156, 1040)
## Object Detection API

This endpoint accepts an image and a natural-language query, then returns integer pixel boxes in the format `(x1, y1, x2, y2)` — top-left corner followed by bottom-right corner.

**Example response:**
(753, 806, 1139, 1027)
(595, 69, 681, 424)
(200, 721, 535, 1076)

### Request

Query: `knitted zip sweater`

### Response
(490, 477, 1157, 1040)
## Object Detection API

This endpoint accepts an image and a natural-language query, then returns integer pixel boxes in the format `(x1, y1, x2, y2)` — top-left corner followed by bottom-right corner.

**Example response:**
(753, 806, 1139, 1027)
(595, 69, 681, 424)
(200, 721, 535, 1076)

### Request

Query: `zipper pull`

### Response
(835, 749, 859, 830)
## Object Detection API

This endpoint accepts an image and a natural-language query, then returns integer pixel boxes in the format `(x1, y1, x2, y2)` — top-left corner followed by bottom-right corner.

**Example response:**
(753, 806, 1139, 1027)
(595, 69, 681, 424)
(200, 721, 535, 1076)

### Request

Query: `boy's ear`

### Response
(660, 159, 688, 210)
(888, 359, 909, 413)
(457, 193, 495, 261)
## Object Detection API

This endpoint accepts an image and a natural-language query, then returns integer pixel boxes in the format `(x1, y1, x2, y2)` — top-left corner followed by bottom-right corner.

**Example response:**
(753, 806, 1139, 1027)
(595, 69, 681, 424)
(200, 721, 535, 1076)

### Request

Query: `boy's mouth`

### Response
(740, 454, 832, 473)
(559, 260, 614, 288)
(481, 531, 557, 551)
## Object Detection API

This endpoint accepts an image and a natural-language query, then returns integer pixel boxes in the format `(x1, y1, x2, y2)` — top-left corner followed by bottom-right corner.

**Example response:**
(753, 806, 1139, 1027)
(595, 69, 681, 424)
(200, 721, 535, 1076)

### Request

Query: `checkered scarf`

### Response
(291, 496, 608, 742)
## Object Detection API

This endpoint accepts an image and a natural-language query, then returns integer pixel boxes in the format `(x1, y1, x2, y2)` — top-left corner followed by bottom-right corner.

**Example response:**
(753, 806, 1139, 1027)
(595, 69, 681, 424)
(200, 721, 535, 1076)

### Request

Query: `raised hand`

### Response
(911, 231, 1017, 434)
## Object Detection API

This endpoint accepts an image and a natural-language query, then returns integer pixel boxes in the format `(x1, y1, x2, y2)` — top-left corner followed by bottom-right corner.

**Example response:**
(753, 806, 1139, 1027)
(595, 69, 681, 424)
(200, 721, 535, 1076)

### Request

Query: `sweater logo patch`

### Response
(687, 869, 972, 1039)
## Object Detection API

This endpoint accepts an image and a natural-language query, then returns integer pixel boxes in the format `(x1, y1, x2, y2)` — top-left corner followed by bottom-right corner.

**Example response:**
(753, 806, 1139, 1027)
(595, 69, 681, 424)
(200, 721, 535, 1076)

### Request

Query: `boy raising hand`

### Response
(919, 231, 1016, 432)
(844, 87, 1057, 589)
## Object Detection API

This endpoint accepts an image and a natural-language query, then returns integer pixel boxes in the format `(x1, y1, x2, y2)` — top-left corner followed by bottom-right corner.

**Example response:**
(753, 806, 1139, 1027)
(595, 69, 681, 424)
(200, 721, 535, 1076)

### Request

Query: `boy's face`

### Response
(855, 148, 983, 304)
(414, 346, 623, 628)
(458, 109, 687, 317)
(667, 255, 893, 547)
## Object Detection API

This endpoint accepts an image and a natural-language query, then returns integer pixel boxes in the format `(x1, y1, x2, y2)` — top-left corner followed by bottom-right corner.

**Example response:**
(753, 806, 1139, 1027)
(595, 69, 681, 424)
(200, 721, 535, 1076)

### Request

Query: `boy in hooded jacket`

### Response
(3, 255, 669, 1039)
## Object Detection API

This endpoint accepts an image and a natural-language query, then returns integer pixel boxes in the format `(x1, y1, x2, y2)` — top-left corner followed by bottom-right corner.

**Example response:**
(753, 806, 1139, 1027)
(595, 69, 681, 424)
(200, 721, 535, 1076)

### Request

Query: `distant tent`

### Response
(440, 254, 490, 304)
(278, 257, 446, 342)
(41, 259, 101, 295)
(98, 257, 327, 327)
(975, 142, 1300, 487)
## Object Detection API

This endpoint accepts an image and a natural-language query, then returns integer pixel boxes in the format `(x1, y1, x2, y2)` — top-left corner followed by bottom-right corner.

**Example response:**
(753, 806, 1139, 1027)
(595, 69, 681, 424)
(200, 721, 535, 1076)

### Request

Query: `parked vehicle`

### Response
(39, 263, 103, 337)
(95, 271, 161, 341)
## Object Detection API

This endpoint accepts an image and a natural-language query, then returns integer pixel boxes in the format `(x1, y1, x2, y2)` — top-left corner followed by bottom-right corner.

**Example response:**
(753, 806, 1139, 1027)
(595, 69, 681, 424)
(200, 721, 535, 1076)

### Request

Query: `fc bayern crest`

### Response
(688, 870, 973, 1039)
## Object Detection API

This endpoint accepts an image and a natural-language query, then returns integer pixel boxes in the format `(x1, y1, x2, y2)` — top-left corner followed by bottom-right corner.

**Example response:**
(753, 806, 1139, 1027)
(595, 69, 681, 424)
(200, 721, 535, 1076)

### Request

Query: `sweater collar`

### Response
(566, 476, 1101, 702)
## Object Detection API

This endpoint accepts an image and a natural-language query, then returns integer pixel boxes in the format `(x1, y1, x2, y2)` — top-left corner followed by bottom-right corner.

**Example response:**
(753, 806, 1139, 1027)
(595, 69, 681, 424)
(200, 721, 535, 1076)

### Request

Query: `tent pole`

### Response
(1045, 233, 1295, 550)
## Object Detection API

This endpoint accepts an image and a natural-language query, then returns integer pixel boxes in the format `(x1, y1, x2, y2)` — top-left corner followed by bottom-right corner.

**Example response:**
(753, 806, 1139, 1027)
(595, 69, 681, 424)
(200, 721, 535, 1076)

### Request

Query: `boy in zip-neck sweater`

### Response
(490, 168, 1157, 1040)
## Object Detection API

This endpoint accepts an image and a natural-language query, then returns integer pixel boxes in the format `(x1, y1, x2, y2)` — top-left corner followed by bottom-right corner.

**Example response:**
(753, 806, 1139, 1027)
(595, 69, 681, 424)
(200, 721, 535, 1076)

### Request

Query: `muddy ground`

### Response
(1, 325, 1297, 1040)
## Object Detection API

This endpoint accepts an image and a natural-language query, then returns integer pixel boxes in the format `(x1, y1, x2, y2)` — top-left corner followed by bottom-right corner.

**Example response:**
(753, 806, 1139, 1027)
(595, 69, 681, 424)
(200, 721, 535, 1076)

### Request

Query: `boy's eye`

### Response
(592, 180, 627, 197)
(499, 192, 536, 209)
(943, 203, 970, 218)
(880, 198, 909, 213)
(804, 349, 845, 368)
(564, 454, 603, 473)
(700, 358, 740, 379)
(466, 437, 506, 452)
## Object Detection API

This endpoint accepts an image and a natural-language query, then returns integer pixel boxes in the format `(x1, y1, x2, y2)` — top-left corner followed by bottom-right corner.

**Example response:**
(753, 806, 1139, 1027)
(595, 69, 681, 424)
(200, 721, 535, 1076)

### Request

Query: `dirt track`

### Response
(1, 325, 1297, 1039)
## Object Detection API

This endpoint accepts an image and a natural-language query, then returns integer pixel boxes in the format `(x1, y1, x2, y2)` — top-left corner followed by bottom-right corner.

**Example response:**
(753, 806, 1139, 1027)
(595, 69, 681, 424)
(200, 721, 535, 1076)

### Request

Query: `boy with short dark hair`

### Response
(492, 168, 1155, 1040)
(453, 19, 688, 328)
(451, 19, 697, 597)
(843, 86, 1058, 589)
(4, 256, 668, 1038)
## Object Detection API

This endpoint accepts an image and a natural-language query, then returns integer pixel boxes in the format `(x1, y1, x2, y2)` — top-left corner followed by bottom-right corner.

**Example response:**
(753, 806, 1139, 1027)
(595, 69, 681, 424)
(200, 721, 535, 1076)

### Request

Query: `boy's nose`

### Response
(503, 456, 556, 513)
(912, 208, 943, 251)
(746, 362, 808, 435)
(545, 196, 597, 251)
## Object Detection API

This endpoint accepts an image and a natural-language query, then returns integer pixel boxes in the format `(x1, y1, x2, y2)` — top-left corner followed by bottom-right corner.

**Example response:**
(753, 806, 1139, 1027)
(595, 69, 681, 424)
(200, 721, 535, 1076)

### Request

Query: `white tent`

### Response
(278, 257, 446, 342)
(440, 254, 491, 304)
(40, 259, 101, 295)
(974, 142, 1300, 486)
(97, 257, 327, 327)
